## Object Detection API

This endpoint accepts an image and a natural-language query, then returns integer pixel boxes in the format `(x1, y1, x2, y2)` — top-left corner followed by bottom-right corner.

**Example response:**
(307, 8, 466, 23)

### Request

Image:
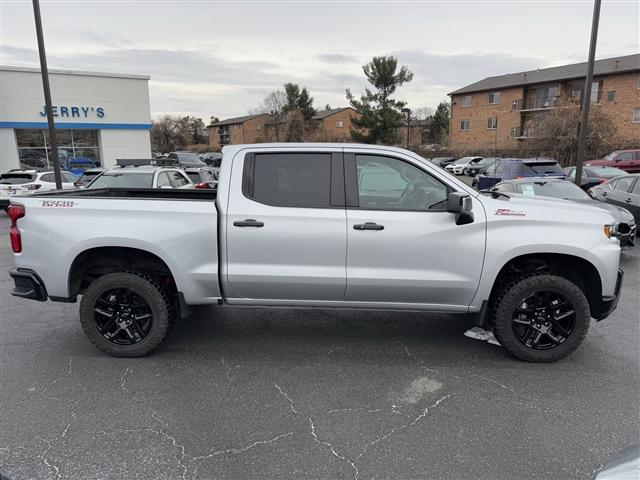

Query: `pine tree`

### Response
(283, 83, 316, 120)
(346, 56, 413, 144)
(428, 102, 450, 144)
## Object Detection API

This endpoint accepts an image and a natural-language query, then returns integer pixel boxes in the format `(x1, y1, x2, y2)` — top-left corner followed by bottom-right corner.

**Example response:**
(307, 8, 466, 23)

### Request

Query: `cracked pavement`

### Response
(1, 214, 639, 479)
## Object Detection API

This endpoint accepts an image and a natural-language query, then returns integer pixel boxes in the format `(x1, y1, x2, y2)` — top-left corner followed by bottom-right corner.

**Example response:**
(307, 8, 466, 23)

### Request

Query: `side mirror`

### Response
(447, 192, 474, 225)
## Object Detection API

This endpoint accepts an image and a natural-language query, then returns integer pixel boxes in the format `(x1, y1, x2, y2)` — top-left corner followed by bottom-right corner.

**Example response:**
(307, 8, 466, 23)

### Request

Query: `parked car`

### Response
(74, 168, 105, 188)
(474, 158, 565, 190)
(430, 157, 456, 168)
(465, 157, 498, 177)
(445, 156, 483, 175)
(86, 159, 194, 190)
(200, 152, 223, 167)
(1, 170, 77, 211)
(563, 165, 627, 191)
(491, 178, 636, 246)
(8, 144, 624, 363)
(166, 151, 207, 168)
(183, 166, 219, 189)
(585, 149, 640, 173)
(67, 158, 98, 177)
(589, 174, 640, 224)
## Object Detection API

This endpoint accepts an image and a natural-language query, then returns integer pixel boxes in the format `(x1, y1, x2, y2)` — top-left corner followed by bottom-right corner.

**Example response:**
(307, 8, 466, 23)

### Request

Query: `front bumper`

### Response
(10, 268, 48, 301)
(595, 269, 624, 321)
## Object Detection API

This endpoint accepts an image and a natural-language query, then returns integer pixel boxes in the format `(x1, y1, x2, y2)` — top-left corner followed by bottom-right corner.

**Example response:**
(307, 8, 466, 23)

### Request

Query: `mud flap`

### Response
(464, 327, 502, 346)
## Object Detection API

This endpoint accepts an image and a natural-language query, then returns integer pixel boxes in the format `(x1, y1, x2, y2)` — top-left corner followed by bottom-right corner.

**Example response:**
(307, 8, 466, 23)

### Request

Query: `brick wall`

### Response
(597, 72, 640, 145)
(450, 87, 524, 154)
(316, 109, 358, 142)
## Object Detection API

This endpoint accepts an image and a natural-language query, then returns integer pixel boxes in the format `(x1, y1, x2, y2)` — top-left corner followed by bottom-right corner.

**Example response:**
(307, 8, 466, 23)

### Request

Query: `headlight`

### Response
(603, 224, 615, 238)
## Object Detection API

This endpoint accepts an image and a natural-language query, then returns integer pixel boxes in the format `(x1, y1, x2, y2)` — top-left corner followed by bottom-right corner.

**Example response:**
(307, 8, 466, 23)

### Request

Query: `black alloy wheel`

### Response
(492, 274, 590, 362)
(511, 290, 576, 350)
(94, 288, 153, 345)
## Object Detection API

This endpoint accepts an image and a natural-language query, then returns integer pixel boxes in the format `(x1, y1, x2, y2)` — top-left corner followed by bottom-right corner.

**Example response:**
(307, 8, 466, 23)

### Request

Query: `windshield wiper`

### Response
(481, 190, 510, 199)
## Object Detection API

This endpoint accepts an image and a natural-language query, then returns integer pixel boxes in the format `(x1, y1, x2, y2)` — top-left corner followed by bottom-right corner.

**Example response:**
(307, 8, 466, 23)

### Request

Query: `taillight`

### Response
(24, 184, 41, 191)
(7, 204, 25, 253)
(194, 182, 209, 189)
(598, 178, 606, 184)
(515, 176, 525, 180)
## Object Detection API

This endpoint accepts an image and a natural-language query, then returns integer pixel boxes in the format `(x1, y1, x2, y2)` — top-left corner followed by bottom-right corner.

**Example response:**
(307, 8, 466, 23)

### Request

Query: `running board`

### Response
(464, 327, 502, 346)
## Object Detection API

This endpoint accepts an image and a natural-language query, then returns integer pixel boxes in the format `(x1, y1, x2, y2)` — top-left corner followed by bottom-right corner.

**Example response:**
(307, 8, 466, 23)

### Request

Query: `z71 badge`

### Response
(40, 200, 78, 208)
(494, 208, 525, 216)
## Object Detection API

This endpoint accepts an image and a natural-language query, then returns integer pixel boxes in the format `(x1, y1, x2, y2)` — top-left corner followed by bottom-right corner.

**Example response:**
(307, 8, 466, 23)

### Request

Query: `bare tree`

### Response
(531, 95, 617, 165)
(252, 90, 287, 141)
(150, 115, 190, 153)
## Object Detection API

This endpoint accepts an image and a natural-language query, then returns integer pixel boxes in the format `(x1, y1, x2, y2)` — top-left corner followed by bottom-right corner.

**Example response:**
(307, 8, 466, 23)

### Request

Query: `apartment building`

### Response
(448, 54, 640, 154)
(207, 114, 269, 151)
(208, 108, 358, 149)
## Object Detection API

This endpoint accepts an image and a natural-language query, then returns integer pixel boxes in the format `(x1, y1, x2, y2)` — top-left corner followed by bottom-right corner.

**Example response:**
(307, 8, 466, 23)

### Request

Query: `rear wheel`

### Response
(492, 274, 590, 363)
(79, 272, 172, 357)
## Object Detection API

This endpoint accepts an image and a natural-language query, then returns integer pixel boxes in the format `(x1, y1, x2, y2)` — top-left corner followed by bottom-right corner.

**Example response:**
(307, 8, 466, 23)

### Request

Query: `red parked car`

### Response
(585, 149, 640, 173)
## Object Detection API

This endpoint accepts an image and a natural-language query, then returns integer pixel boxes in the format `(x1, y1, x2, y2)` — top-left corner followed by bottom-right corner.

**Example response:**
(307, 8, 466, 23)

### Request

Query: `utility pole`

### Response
(32, 0, 62, 189)
(574, 0, 601, 187)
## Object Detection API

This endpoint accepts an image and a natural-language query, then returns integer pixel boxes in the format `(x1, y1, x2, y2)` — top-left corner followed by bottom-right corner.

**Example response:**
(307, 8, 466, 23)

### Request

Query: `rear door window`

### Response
(156, 172, 172, 188)
(244, 152, 332, 208)
(170, 171, 191, 187)
(632, 179, 640, 195)
(616, 152, 633, 161)
(614, 177, 636, 192)
(40, 173, 55, 183)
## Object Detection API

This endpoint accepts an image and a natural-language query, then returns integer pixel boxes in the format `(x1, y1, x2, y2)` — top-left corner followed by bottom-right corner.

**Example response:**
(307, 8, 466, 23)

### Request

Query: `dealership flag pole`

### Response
(32, 0, 62, 189)
(574, 0, 601, 187)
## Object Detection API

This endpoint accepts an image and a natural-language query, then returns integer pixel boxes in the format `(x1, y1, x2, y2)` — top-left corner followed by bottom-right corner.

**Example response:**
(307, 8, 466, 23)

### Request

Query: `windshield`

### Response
(0, 173, 36, 184)
(604, 152, 619, 160)
(455, 157, 473, 164)
(478, 158, 495, 166)
(523, 162, 563, 175)
(515, 181, 590, 200)
(177, 152, 206, 166)
(587, 167, 627, 178)
(87, 172, 153, 189)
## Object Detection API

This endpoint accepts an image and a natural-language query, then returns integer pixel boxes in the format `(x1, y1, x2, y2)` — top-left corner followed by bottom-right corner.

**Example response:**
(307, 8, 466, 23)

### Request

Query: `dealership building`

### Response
(0, 65, 152, 172)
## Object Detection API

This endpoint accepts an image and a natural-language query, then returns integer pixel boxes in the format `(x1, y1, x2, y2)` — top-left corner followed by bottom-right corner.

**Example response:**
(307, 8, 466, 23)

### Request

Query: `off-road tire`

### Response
(492, 274, 590, 363)
(79, 271, 172, 357)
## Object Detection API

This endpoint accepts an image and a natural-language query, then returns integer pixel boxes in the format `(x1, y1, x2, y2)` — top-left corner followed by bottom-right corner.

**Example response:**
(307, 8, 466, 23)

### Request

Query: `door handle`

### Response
(233, 219, 264, 227)
(353, 222, 384, 231)
(601, 191, 607, 196)
(625, 198, 632, 203)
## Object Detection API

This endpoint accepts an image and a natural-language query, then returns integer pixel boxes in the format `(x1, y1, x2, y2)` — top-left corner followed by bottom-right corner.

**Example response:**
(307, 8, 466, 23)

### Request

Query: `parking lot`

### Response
(0, 210, 638, 480)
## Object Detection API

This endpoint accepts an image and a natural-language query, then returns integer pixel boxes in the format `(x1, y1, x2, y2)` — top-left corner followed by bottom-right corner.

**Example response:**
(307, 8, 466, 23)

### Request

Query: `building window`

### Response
(607, 91, 616, 102)
(15, 129, 101, 171)
(336, 121, 344, 128)
(486, 117, 498, 129)
(633, 108, 640, 124)
(460, 119, 470, 130)
(256, 124, 262, 130)
(488, 92, 500, 104)
(460, 95, 472, 107)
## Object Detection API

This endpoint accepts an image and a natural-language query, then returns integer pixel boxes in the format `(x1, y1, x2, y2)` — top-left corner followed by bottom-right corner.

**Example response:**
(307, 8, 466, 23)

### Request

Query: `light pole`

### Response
(575, 0, 601, 186)
(401, 107, 411, 149)
(32, 0, 62, 189)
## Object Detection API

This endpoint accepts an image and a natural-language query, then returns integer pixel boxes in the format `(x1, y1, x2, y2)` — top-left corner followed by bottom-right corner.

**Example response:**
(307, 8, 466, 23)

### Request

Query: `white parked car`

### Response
(1, 170, 78, 211)
(445, 156, 483, 175)
(86, 160, 194, 190)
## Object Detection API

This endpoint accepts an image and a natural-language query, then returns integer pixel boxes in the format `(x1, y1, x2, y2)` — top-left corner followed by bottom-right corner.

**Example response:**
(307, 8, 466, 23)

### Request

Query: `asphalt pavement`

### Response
(1, 205, 639, 480)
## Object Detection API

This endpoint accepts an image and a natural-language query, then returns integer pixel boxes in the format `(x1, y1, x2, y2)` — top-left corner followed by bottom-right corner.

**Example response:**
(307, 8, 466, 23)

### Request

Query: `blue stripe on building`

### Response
(0, 122, 152, 130)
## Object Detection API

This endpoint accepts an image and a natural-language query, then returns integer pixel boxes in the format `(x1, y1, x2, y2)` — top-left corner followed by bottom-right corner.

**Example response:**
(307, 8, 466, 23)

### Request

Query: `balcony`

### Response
(510, 127, 534, 139)
(512, 96, 560, 111)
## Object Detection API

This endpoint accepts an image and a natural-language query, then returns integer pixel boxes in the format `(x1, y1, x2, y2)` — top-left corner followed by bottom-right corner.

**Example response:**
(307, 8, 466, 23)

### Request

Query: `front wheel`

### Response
(79, 272, 173, 357)
(492, 274, 590, 363)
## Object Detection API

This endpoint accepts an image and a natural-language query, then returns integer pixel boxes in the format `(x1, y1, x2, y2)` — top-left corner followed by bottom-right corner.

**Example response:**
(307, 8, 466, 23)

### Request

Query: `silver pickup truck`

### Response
(8, 144, 624, 362)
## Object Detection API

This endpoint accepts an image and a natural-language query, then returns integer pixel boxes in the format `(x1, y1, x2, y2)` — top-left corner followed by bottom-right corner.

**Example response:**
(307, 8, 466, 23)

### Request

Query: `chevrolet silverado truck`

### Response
(8, 144, 624, 362)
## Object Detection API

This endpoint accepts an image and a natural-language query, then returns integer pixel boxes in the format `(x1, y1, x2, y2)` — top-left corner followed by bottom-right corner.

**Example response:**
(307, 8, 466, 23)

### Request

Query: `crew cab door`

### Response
(224, 150, 347, 301)
(344, 151, 486, 308)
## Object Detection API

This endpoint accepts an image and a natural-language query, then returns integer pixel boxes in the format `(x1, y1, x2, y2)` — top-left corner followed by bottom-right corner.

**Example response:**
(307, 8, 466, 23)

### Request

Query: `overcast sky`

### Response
(1, 0, 638, 121)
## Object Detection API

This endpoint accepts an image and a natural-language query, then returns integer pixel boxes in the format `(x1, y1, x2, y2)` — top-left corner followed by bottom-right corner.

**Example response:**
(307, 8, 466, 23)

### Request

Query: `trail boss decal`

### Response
(494, 208, 526, 216)
(40, 200, 78, 208)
